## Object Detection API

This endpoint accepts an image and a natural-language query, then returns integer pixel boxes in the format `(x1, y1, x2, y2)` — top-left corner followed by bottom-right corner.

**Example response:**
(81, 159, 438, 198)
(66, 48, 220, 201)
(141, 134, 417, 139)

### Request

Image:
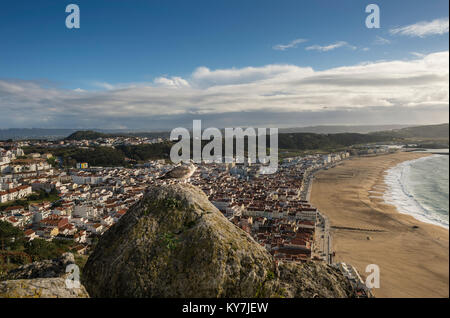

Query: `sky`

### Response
(0, 0, 448, 129)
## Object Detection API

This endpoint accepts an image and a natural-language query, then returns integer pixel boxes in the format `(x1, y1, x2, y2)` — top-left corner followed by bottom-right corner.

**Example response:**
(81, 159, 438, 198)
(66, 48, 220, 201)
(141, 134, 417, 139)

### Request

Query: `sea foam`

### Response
(383, 155, 449, 229)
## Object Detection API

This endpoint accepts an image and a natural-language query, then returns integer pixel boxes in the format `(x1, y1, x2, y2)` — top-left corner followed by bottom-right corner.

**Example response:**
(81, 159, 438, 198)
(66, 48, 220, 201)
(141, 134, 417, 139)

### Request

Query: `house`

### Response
(0, 191, 9, 203)
(87, 223, 104, 234)
(31, 181, 57, 193)
(29, 201, 52, 213)
(73, 204, 98, 218)
(39, 215, 69, 230)
(74, 230, 87, 243)
(32, 210, 51, 225)
(101, 215, 114, 226)
(113, 209, 127, 222)
(5, 216, 21, 227)
(0, 185, 32, 202)
(73, 244, 87, 255)
(24, 229, 37, 241)
(3, 206, 25, 216)
(58, 223, 76, 235)
(41, 227, 59, 239)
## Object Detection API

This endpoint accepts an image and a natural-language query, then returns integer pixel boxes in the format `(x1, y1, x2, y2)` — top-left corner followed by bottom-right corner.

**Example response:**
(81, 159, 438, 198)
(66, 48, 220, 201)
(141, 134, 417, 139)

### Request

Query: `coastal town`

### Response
(0, 136, 396, 297)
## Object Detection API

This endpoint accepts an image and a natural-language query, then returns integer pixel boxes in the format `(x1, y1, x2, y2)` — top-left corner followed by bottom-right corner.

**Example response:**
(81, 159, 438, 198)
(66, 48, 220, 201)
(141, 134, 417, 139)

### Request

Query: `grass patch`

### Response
(158, 232, 179, 250)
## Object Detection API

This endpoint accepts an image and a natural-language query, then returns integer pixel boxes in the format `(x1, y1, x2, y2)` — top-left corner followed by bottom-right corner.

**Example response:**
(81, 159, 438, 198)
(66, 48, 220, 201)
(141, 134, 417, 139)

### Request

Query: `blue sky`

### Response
(0, 0, 448, 129)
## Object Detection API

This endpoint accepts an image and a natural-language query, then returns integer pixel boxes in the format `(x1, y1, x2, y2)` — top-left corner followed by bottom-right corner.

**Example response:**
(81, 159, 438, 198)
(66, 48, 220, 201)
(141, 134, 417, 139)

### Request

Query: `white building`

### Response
(73, 204, 98, 218)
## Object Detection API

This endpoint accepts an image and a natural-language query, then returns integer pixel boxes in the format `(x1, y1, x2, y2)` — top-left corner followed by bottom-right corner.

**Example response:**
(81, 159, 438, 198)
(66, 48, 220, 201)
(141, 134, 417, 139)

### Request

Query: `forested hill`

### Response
(65, 130, 107, 140)
(278, 123, 449, 150)
(24, 143, 173, 167)
(371, 123, 449, 139)
(65, 130, 170, 141)
(277, 132, 389, 150)
(22, 123, 448, 167)
(26, 132, 389, 167)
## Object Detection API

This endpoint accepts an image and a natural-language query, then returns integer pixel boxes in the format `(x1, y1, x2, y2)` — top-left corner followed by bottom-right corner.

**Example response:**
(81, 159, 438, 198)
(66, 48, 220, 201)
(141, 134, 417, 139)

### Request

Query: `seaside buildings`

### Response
(1, 141, 373, 295)
(1, 144, 350, 261)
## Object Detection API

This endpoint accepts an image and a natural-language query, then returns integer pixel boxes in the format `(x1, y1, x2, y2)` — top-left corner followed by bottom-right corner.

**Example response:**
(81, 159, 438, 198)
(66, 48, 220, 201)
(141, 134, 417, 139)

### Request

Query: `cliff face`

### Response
(83, 184, 354, 298)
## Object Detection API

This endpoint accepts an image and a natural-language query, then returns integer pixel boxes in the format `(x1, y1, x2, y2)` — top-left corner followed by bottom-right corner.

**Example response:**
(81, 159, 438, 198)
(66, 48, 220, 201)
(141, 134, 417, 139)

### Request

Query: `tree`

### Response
(24, 238, 74, 262)
(0, 221, 25, 251)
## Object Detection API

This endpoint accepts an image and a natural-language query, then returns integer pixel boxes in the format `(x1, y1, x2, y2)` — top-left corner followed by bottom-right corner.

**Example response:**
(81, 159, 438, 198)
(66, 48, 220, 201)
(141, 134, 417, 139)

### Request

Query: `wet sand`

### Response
(310, 152, 449, 298)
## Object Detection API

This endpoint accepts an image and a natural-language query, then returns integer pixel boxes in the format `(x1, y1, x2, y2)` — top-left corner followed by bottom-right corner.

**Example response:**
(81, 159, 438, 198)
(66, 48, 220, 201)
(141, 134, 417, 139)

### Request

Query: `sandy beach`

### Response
(310, 152, 449, 298)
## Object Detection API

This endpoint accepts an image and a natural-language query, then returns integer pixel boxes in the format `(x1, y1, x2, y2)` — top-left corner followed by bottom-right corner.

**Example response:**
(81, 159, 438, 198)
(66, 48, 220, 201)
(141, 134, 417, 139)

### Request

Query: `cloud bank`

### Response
(0, 51, 448, 129)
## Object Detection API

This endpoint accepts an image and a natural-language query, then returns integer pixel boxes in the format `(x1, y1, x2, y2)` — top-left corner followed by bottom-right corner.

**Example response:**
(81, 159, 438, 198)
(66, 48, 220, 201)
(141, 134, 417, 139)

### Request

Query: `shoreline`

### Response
(383, 154, 448, 229)
(310, 152, 449, 298)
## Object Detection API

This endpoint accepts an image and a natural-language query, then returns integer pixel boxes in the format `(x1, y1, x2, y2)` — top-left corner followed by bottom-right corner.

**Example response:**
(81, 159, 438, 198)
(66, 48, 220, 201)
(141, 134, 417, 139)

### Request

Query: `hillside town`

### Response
(0, 139, 380, 296)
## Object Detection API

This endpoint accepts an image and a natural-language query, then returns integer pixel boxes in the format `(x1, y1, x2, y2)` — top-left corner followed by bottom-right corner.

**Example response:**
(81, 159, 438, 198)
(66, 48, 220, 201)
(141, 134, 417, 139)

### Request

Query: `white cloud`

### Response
(154, 76, 190, 88)
(0, 51, 448, 128)
(373, 35, 391, 45)
(390, 17, 449, 37)
(410, 52, 425, 58)
(93, 82, 115, 90)
(272, 38, 307, 51)
(191, 65, 314, 88)
(306, 41, 355, 52)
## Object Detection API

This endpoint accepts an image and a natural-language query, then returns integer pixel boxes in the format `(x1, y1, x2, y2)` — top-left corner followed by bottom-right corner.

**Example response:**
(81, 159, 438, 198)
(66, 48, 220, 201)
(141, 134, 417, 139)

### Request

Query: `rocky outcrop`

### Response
(0, 253, 89, 298)
(276, 262, 353, 298)
(0, 278, 89, 298)
(6, 253, 75, 280)
(83, 184, 355, 298)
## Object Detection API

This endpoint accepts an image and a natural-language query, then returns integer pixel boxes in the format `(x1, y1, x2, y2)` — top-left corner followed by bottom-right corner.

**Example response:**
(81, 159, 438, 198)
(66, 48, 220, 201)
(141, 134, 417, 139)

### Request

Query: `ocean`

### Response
(384, 153, 449, 229)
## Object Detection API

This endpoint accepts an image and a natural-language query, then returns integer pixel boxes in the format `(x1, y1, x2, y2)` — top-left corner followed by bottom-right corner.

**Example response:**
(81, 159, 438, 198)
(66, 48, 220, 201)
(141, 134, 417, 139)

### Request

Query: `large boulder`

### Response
(83, 184, 355, 298)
